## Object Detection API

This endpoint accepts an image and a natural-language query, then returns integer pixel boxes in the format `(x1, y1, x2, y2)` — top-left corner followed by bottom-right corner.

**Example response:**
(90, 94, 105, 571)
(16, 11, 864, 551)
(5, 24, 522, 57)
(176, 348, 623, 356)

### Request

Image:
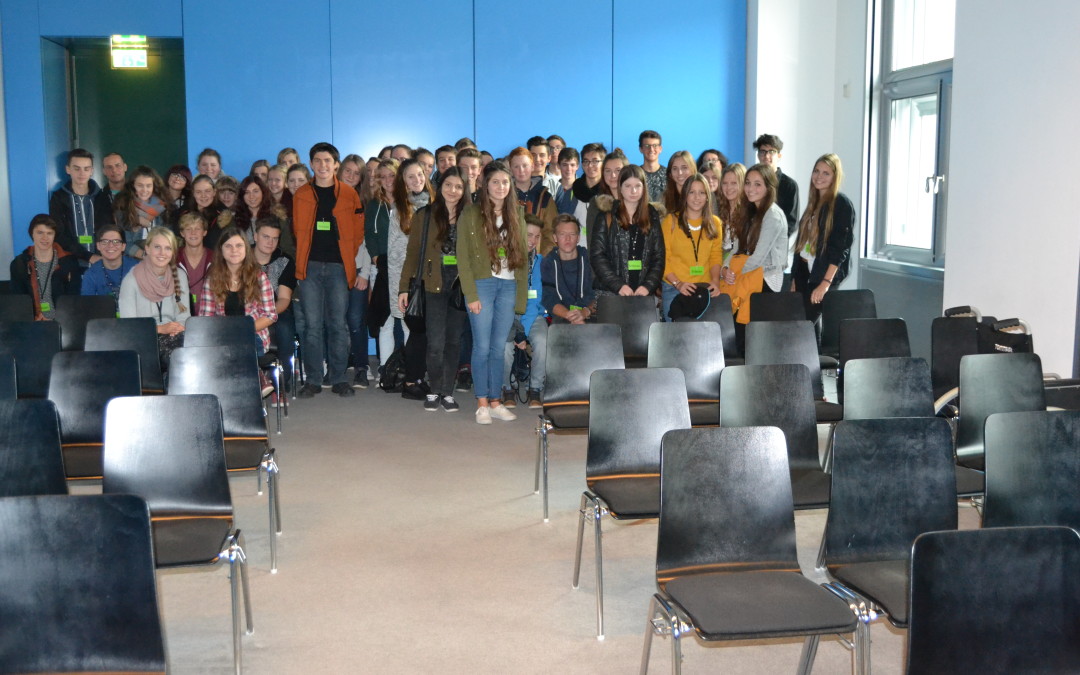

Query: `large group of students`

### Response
(12, 131, 855, 424)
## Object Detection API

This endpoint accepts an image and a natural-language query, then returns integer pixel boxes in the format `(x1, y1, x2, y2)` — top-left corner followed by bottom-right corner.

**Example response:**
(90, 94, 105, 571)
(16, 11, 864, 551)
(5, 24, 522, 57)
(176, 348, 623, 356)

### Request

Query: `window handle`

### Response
(925, 175, 945, 194)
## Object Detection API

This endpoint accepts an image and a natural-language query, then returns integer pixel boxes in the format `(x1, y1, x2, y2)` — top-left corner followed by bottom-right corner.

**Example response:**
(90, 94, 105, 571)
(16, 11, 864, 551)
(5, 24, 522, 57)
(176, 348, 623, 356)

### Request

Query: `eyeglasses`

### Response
(582, 159, 602, 166)
(98, 239, 124, 246)
(641, 143, 661, 150)
(757, 148, 779, 156)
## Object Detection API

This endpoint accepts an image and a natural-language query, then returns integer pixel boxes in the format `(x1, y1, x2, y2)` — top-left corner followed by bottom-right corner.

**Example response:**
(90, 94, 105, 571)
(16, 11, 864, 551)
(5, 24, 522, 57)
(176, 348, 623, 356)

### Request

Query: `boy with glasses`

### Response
(571, 142, 606, 205)
(639, 130, 666, 201)
(80, 224, 136, 309)
(752, 133, 800, 235)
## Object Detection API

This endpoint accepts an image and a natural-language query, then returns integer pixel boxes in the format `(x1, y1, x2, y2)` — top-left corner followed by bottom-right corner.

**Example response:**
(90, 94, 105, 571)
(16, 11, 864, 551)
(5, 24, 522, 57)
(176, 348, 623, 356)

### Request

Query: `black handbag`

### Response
(448, 276, 466, 311)
(403, 210, 431, 334)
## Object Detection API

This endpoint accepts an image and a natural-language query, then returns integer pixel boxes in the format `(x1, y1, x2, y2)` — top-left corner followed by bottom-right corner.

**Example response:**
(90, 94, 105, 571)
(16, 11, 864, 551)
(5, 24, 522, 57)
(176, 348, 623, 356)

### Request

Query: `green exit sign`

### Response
(111, 34, 148, 69)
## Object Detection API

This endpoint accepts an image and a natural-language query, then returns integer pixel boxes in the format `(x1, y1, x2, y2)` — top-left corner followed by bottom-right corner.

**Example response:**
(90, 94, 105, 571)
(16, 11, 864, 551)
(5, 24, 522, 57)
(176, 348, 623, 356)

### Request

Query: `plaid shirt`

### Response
(198, 270, 278, 351)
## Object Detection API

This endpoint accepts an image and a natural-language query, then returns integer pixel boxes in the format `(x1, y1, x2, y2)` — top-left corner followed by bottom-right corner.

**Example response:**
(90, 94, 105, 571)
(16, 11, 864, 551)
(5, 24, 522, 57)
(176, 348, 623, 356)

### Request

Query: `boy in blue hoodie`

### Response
(502, 215, 549, 409)
(541, 214, 596, 324)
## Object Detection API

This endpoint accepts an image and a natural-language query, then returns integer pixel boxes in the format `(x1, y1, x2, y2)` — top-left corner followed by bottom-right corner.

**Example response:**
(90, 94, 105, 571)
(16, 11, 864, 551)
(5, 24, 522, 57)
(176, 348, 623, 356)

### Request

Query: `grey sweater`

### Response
(118, 267, 191, 325)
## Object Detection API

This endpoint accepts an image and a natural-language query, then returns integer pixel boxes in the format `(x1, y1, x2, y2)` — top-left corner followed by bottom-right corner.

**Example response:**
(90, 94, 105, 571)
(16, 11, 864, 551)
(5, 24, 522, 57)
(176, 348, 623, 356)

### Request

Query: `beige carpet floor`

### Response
(76, 375, 978, 674)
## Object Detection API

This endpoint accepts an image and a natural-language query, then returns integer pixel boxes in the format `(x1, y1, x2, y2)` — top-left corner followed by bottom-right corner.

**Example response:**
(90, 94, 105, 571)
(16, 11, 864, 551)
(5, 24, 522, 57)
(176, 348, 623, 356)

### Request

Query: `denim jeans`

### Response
(421, 289, 466, 394)
(661, 282, 679, 321)
(504, 315, 547, 392)
(298, 261, 350, 385)
(467, 277, 518, 400)
(346, 287, 369, 374)
(273, 307, 296, 388)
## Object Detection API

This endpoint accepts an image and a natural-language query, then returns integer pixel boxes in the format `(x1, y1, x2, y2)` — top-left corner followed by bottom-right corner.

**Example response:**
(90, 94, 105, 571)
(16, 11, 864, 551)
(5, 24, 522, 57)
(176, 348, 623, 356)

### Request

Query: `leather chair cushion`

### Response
(153, 517, 232, 567)
(589, 475, 659, 519)
(791, 469, 831, 510)
(62, 444, 103, 479)
(546, 404, 590, 429)
(225, 438, 268, 471)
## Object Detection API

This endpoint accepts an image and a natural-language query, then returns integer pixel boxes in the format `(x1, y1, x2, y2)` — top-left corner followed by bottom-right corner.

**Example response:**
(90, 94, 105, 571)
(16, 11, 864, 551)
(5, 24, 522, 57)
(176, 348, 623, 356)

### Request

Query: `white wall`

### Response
(747, 0, 869, 281)
(944, 0, 1080, 375)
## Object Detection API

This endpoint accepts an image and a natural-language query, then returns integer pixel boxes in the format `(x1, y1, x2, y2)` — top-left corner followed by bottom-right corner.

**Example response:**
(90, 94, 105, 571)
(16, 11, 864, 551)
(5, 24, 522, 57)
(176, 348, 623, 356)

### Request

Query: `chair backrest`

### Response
(54, 294, 118, 351)
(0, 399, 67, 496)
(587, 368, 690, 480)
(646, 322, 724, 403)
(657, 426, 798, 578)
(749, 291, 805, 322)
(842, 357, 934, 419)
(0, 354, 15, 400)
(824, 418, 956, 567)
(543, 324, 625, 406)
(819, 289, 876, 357)
(719, 364, 820, 471)
(956, 352, 1046, 469)
(167, 345, 267, 439)
(983, 410, 1080, 530)
(0, 321, 62, 398)
(48, 350, 142, 445)
(103, 394, 232, 519)
(930, 315, 979, 401)
(837, 317, 911, 403)
(84, 317, 164, 393)
(685, 293, 739, 359)
(906, 526, 1080, 674)
(0, 494, 166, 673)
(183, 315, 258, 349)
(0, 294, 34, 322)
(594, 295, 659, 365)
(744, 320, 825, 399)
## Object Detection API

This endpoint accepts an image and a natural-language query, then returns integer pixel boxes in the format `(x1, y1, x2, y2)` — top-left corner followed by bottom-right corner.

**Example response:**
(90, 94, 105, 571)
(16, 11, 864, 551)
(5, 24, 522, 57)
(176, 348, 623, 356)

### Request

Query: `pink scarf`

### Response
(132, 258, 175, 302)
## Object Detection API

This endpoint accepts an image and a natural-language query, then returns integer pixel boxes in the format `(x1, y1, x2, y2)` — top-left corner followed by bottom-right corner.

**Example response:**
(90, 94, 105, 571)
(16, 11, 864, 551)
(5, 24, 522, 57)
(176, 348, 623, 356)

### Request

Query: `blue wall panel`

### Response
(331, 0, 474, 160)
(182, 0, 333, 177)
(612, 0, 745, 167)
(474, 0, 613, 158)
(38, 0, 183, 37)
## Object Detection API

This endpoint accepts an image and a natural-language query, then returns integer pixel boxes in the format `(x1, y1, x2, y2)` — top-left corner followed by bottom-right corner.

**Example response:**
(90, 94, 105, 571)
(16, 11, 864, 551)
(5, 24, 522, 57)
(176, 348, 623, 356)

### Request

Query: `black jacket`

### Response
(590, 199, 666, 294)
(793, 192, 855, 287)
(9, 245, 82, 302)
(48, 179, 112, 262)
(776, 168, 800, 236)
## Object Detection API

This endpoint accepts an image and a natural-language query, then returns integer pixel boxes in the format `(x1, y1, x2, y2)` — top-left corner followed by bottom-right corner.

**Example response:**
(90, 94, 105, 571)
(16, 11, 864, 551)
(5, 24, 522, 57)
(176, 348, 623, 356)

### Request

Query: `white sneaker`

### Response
(475, 406, 492, 425)
(488, 404, 517, 422)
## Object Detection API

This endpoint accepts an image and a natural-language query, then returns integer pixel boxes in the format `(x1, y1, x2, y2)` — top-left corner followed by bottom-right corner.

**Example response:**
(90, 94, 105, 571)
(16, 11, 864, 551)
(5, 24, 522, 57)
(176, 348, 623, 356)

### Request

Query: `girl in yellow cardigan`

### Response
(660, 173, 724, 320)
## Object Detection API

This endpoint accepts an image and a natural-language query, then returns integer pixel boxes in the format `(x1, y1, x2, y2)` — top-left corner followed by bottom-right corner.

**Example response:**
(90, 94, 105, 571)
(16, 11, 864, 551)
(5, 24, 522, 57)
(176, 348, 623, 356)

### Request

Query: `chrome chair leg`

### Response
(591, 494, 606, 639)
(815, 528, 828, 572)
(641, 593, 689, 675)
(224, 530, 253, 675)
(270, 361, 283, 434)
(534, 416, 551, 522)
(534, 417, 544, 494)
(262, 447, 282, 573)
(640, 595, 660, 675)
(796, 635, 821, 675)
(572, 492, 588, 589)
(854, 614, 871, 675)
(825, 582, 875, 675)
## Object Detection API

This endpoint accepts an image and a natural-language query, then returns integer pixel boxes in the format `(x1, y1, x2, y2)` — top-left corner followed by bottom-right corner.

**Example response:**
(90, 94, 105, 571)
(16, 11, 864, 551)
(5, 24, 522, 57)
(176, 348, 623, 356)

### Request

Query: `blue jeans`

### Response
(662, 282, 679, 321)
(504, 315, 547, 391)
(298, 261, 350, 385)
(273, 307, 296, 388)
(346, 287, 369, 374)
(467, 277, 517, 400)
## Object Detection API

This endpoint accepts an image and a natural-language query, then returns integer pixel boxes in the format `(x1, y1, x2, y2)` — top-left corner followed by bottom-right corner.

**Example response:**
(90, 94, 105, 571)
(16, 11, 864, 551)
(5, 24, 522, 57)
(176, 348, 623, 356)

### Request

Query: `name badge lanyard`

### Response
(37, 253, 56, 306)
(312, 185, 339, 239)
(688, 227, 705, 277)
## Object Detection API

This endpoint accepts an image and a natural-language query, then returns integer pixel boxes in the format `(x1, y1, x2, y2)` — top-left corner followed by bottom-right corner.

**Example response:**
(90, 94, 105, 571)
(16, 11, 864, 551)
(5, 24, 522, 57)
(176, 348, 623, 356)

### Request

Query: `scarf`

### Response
(135, 195, 163, 222)
(132, 258, 175, 303)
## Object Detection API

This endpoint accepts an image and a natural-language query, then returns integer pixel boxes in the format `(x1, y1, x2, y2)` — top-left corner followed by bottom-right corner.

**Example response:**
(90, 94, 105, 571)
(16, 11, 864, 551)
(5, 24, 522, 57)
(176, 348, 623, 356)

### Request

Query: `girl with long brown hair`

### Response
(199, 226, 278, 357)
(590, 164, 666, 298)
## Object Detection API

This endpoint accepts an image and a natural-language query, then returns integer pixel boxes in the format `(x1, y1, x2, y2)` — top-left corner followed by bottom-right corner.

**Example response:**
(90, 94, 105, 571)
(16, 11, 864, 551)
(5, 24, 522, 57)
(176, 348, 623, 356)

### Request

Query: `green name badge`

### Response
(442, 255, 457, 266)
(627, 259, 643, 271)
(79, 235, 93, 245)
(316, 220, 332, 231)
(569, 305, 583, 311)
(498, 247, 506, 258)
(690, 265, 705, 276)
(528, 289, 538, 299)
(39, 302, 51, 312)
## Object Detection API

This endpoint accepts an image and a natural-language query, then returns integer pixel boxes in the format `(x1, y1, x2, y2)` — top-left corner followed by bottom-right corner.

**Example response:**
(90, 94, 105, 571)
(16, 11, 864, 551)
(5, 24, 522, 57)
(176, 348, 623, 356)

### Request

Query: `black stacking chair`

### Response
(844, 357, 985, 498)
(819, 289, 876, 368)
(646, 322, 723, 426)
(906, 526, 1080, 674)
(836, 317, 910, 403)
(48, 350, 141, 480)
(536, 323, 624, 521)
(748, 290, 805, 322)
(0, 280, 11, 294)
(0, 321, 61, 398)
(675, 293, 741, 365)
(983, 410, 1080, 529)
(54, 294, 117, 351)
(930, 315, 980, 411)
(169, 345, 281, 571)
(594, 294, 659, 367)
(640, 426, 858, 674)
(0, 494, 166, 674)
(572, 368, 690, 639)
(0, 354, 15, 400)
(103, 394, 252, 674)
(819, 417, 957, 673)
(0, 294, 34, 321)
(0, 399, 67, 496)
(956, 352, 1045, 470)
(185, 315, 287, 432)
(720, 364, 831, 509)
(85, 317, 165, 394)
(745, 320, 843, 423)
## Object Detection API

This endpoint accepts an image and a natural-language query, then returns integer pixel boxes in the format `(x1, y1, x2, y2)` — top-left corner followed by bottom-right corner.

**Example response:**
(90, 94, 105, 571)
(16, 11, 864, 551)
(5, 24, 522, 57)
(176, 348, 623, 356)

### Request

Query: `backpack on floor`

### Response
(379, 348, 407, 393)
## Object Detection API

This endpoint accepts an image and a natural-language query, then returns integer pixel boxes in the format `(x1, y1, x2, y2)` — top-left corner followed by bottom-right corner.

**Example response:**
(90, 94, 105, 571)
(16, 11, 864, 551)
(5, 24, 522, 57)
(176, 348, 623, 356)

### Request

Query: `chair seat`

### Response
(792, 469, 831, 509)
(589, 475, 659, 519)
(955, 466, 985, 497)
(666, 570, 857, 640)
(689, 401, 719, 427)
(62, 443, 103, 479)
(152, 517, 233, 567)
(225, 438, 268, 471)
(815, 400, 844, 422)
(831, 559, 910, 627)
(546, 404, 590, 429)
(820, 355, 839, 370)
